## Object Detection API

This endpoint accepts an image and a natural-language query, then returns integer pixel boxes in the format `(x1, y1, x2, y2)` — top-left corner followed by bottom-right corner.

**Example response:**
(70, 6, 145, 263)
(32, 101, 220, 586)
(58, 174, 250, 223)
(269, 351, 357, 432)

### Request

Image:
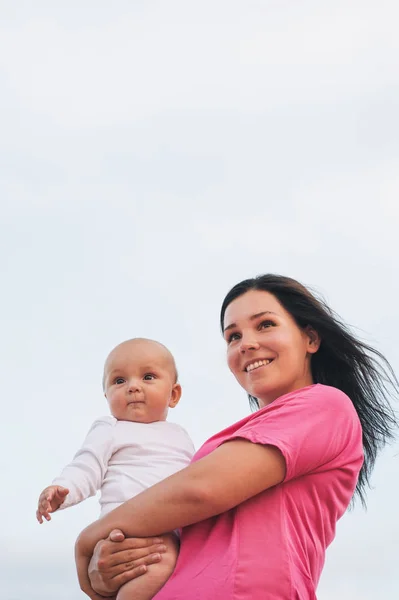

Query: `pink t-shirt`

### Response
(155, 384, 363, 600)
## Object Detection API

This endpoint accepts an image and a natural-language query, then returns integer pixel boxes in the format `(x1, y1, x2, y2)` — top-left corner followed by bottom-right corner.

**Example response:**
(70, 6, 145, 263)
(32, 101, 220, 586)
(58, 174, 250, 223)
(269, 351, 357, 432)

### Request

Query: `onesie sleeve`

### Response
(231, 385, 363, 481)
(175, 425, 196, 458)
(52, 416, 116, 509)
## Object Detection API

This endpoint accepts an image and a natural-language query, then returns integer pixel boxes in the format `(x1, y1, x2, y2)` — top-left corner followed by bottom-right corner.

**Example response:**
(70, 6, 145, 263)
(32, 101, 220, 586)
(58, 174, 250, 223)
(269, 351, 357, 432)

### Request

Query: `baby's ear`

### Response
(169, 383, 182, 408)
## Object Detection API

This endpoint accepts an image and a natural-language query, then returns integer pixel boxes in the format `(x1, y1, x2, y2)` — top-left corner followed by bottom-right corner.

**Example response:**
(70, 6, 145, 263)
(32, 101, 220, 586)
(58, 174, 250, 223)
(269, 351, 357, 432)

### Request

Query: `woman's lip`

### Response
(248, 364, 270, 375)
(243, 359, 274, 372)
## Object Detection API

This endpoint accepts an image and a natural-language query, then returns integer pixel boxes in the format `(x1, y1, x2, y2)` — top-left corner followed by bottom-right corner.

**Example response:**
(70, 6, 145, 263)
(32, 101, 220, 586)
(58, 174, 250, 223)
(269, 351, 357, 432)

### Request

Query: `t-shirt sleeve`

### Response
(52, 416, 116, 509)
(232, 386, 363, 481)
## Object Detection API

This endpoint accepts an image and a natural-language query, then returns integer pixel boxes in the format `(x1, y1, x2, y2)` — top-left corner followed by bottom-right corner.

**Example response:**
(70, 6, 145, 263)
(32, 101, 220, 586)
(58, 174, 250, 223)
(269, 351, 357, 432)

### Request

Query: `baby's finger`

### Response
(37, 506, 52, 522)
(39, 502, 52, 520)
(39, 495, 48, 507)
(41, 497, 52, 511)
(38, 492, 47, 506)
(39, 502, 49, 517)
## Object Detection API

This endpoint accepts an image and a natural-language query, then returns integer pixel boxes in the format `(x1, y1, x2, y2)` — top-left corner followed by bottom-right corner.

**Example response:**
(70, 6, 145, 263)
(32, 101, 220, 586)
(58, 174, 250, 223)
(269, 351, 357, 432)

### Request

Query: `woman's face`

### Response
(223, 290, 320, 407)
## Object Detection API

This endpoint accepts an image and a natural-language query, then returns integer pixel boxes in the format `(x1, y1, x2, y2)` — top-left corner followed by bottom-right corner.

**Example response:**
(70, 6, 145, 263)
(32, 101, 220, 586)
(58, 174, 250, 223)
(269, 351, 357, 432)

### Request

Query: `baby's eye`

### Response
(114, 377, 125, 385)
(227, 332, 241, 343)
(143, 373, 156, 381)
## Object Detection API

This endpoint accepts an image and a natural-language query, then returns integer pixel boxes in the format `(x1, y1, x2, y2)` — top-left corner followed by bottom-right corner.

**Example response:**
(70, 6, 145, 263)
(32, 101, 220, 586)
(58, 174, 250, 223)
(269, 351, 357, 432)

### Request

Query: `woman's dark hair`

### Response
(220, 274, 398, 506)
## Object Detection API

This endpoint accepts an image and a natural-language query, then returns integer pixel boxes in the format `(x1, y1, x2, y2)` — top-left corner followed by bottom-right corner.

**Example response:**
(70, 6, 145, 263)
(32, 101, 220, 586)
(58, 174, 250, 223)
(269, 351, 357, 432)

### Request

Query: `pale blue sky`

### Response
(1, 1, 399, 598)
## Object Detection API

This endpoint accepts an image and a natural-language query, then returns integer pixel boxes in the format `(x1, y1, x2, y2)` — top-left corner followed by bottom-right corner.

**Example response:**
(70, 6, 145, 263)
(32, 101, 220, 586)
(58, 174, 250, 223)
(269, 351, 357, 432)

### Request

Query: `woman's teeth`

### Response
(246, 359, 272, 372)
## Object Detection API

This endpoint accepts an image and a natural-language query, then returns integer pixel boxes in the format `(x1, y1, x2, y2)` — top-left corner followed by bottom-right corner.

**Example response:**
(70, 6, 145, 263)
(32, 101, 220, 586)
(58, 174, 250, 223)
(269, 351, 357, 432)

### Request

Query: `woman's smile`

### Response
(244, 359, 273, 373)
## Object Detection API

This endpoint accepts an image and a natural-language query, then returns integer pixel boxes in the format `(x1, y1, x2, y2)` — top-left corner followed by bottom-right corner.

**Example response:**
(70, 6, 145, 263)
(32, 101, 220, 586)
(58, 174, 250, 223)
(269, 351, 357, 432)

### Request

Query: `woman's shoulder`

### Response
(304, 384, 356, 413)
(194, 385, 359, 462)
(273, 384, 355, 414)
(280, 383, 349, 401)
(242, 384, 360, 438)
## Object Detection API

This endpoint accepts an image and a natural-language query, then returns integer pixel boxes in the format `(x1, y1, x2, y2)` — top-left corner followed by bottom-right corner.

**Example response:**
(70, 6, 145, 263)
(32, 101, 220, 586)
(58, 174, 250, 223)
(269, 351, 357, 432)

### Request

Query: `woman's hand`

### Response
(88, 529, 168, 596)
(75, 543, 109, 600)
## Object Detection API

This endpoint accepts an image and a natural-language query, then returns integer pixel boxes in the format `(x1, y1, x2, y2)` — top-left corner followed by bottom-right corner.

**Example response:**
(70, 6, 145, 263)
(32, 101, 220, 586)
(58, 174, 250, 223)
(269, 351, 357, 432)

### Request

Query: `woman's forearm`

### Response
(76, 439, 285, 556)
(77, 464, 210, 553)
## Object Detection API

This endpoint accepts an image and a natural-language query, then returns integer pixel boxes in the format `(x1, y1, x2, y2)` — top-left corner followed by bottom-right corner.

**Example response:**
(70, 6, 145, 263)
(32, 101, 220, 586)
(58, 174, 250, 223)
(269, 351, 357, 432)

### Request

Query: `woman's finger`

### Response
(89, 591, 111, 600)
(108, 564, 149, 587)
(109, 552, 163, 577)
(106, 537, 164, 554)
(103, 544, 166, 569)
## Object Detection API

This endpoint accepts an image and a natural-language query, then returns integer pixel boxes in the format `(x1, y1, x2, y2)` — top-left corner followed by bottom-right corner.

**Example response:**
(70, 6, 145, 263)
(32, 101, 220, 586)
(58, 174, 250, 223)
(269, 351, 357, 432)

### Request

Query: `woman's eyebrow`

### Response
(224, 311, 277, 332)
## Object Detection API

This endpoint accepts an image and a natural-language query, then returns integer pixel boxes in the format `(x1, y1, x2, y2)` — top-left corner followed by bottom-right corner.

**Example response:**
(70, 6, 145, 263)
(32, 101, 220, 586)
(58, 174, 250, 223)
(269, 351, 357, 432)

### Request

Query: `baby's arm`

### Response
(116, 532, 179, 600)
(36, 417, 115, 522)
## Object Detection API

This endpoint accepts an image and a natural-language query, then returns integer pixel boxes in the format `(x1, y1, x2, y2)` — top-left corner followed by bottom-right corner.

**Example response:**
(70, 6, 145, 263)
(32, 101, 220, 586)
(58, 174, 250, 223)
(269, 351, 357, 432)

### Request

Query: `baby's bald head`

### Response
(102, 338, 178, 390)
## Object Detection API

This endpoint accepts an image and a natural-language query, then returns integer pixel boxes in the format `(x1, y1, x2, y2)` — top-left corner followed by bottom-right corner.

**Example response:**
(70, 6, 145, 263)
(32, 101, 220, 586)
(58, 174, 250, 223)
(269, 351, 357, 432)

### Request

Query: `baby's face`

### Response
(103, 340, 181, 423)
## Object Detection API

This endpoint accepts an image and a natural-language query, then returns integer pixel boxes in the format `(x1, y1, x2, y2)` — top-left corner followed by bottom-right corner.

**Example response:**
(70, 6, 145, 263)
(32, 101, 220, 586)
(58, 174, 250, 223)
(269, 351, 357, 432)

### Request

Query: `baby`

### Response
(36, 338, 195, 600)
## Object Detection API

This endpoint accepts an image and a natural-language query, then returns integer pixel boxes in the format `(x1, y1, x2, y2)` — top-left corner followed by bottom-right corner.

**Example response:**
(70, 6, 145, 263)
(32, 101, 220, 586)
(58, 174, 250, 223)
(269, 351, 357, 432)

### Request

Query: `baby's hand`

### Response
(36, 485, 69, 524)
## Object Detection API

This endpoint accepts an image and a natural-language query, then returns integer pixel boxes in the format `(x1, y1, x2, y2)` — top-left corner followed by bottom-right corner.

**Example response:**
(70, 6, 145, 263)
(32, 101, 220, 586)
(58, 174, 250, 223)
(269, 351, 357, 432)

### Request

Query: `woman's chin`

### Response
(249, 374, 272, 391)
(249, 381, 282, 406)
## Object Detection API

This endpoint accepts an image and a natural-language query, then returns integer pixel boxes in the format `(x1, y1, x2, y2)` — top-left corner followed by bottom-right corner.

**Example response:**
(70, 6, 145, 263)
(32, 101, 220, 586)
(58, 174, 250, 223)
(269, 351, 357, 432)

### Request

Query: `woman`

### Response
(76, 274, 397, 599)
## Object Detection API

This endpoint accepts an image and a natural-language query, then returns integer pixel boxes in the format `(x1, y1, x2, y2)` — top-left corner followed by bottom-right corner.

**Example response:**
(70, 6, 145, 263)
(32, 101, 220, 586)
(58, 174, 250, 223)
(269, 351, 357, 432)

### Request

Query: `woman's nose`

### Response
(239, 338, 260, 353)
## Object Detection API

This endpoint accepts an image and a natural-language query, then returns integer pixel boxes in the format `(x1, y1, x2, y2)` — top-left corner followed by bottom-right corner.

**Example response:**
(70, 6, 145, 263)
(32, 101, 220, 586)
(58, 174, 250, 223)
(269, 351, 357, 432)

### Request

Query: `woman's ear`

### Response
(169, 383, 182, 408)
(305, 326, 321, 354)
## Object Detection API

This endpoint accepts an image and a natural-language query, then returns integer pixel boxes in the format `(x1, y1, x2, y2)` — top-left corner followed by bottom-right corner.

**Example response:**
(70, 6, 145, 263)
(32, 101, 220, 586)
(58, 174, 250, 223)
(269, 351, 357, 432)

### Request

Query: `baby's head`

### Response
(103, 338, 181, 423)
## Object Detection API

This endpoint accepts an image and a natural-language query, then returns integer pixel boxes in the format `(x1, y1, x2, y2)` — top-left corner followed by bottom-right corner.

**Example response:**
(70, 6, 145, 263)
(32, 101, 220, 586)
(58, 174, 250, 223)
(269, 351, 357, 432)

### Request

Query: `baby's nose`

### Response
(127, 379, 142, 392)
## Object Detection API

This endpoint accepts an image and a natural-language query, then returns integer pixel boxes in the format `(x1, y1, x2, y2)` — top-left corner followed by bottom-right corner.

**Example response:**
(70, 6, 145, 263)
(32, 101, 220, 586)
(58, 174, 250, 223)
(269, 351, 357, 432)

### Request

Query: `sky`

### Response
(1, 1, 399, 598)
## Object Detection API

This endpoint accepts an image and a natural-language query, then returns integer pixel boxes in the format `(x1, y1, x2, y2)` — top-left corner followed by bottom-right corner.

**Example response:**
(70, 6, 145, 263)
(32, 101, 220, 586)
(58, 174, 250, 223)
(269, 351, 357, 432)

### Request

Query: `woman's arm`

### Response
(76, 438, 285, 557)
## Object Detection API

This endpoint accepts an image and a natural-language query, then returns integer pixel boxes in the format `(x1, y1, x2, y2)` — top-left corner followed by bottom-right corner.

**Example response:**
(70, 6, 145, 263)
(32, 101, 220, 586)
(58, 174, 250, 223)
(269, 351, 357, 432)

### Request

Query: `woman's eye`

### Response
(143, 374, 156, 381)
(259, 320, 274, 330)
(115, 377, 125, 384)
(227, 332, 241, 343)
